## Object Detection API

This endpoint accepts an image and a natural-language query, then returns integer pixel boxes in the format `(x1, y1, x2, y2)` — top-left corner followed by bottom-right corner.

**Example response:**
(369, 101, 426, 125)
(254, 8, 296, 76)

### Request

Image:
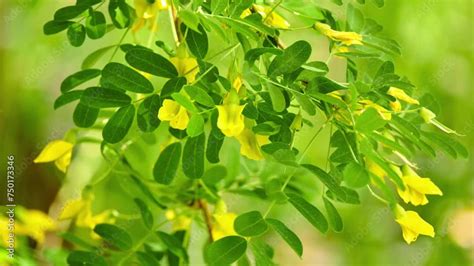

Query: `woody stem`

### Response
(197, 199, 214, 242)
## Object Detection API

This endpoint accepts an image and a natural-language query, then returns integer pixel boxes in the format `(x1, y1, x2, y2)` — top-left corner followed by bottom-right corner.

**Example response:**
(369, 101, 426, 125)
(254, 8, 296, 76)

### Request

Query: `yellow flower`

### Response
(387, 87, 419, 105)
(315, 22, 363, 46)
(419, 107, 462, 136)
(158, 99, 190, 130)
(358, 100, 392, 120)
(216, 91, 245, 137)
(394, 205, 435, 244)
(34, 140, 73, 173)
(0, 208, 56, 247)
(170, 56, 199, 83)
(165, 210, 192, 231)
(390, 99, 402, 112)
(212, 213, 237, 240)
(59, 196, 115, 231)
(232, 75, 243, 92)
(366, 158, 386, 179)
(132, 0, 168, 32)
(397, 165, 442, 206)
(241, 5, 290, 29)
(236, 128, 270, 160)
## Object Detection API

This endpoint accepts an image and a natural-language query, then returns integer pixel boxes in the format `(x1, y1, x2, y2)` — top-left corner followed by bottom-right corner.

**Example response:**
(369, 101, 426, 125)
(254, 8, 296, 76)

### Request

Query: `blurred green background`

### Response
(0, 0, 472, 265)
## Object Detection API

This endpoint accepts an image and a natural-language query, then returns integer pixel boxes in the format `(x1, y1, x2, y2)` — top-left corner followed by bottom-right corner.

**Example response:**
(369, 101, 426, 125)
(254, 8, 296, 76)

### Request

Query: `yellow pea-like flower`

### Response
(394, 204, 435, 244)
(387, 87, 419, 105)
(158, 99, 190, 130)
(216, 91, 246, 137)
(397, 165, 442, 206)
(211, 213, 237, 241)
(315, 22, 363, 46)
(358, 100, 392, 120)
(59, 195, 116, 238)
(132, 0, 168, 32)
(170, 56, 199, 83)
(236, 128, 270, 161)
(241, 5, 290, 29)
(34, 140, 74, 173)
(389, 99, 402, 112)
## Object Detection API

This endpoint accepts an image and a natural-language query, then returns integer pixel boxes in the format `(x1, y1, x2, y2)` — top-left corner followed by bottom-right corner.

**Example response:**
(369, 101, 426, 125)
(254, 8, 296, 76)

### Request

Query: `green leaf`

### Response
(179, 10, 201, 32)
(310, 76, 347, 93)
(245, 47, 283, 65)
(184, 85, 215, 107)
(54, 5, 88, 21)
(216, 17, 259, 41)
(67, 251, 106, 266)
(108, 0, 131, 29)
(67, 23, 86, 47)
(250, 240, 275, 266)
(137, 95, 161, 132)
(343, 162, 369, 188)
(82, 45, 116, 69)
(101, 62, 154, 93)
(182, 133, 206, 179)
(267, 83, 286, 113)
(347, 4, 364, 32)
(126, 49, 178, 78)
(301, 164, 348, 202)
(422, 131, 459, 158)
(93, 223, 133, 251)
(368, 132, 412, 157)
(355, 108, 387, 132)
(81, 87, 131, 108)
(323, 197, 343, 232)
(253, 122, 281, 136)
(267, 41, 312, 76)
(206, 133, 224, 163)
(157, 231, 189, 261)
(186, 114, 205, 137)
(73, 102, 99, 128)
(61, 69, 101, 93)
(135, 251, 161, 266)
(234, 211, 268, 237)
(54, 90, 83, 109)
(205, 236, 247, 266)
(372, 0, 384, 7)
(266, 218, 303, 257)
(85, 11, 106, 39)
(153, 142, 182, 185)
(331, 0, 343, 5)
(43, 20, 74, 35)
(203, 165, 227, 185)
(286, 193, 328, 233)
(362, 35, 401, 55)
(161, 77, 187, 98)
(76, 0, 102, 7)
(211, 0, 228, 14)
(102, 105, 135, 143)
(171, 93, 198, 113)
(134, 198, 154, 230)
(185, 25, 208, 58)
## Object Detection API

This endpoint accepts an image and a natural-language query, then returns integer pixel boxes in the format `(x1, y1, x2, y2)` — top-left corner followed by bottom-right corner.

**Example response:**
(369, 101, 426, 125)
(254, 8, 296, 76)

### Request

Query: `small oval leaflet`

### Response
(182, 133, 206, 179)
(85, 11, 106, 39)
(61, 69, 101, 93)
(73, 102, 99, 128)
(102, 104, 135, 143)
(101, 62, 154, 93)
(234, 211, 268, 237)
(67, 251, 107, 266)
(134, 198, 154, 230)
(93, 223, 133, 251)
(266, 218, 303, 257)
(81, 87, 131, 108)
(67, 23, 86, 47)
(137, 94, 161, 132)
(126, 49, 178, 78)
(153, 142, 182, 185)
(204, 236, 247, 266)
(287, 192, 328, 233)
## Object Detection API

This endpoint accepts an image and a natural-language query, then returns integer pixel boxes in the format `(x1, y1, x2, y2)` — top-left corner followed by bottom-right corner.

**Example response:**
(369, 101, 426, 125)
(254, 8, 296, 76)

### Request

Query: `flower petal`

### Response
(34, 140, 73, 163)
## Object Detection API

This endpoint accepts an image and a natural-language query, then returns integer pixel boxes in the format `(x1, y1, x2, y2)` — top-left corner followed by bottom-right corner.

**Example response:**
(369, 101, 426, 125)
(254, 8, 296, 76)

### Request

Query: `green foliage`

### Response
(40, 0, 467, 264)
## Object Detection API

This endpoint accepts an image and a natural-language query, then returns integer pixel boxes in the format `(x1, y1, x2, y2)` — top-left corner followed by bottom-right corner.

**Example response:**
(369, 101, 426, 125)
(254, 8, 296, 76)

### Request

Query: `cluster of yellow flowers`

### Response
(132, 0, 168, 32)
(241, 4, 290, 29)
(368, 157, 442, 243)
